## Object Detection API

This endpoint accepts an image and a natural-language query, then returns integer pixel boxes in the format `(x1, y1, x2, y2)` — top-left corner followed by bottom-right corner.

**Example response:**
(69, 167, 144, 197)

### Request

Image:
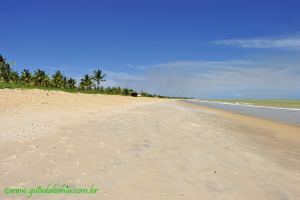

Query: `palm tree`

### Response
(52, 70, 65, 88)
(33, 69, 47, 86)
(0, 55, 11, 82)
(92, 69, 105, 89)
(122, 88, 130, 95)
(20, 69, 32, 84)
(42, 75, 51, 87)
(80, 74, 93, 90)
(0, 55, 4, 82)
(10, 71, 19, 83)
(67, 78, 76, 89)
(62, 76, 67, 88)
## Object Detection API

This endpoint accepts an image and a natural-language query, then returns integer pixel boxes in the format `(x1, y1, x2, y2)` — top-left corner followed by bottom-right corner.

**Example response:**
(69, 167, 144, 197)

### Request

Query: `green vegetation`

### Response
(213, 99, 300, 109)
(0, 54, 165, 97)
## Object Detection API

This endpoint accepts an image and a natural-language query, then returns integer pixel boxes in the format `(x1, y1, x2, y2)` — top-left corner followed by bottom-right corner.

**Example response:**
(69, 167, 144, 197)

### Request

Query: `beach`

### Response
(0, 89, 300, 199)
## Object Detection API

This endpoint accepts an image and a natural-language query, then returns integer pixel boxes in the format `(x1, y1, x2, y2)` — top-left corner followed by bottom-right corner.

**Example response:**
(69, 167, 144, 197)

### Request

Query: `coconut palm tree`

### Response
(52, 70, 65, 88)
(0, 55, 4, 82)
(62, 76, 67, 88)
(33, 69, 47, 86)
(10, 71, 19, 83)
(80, 74, 94, 90)
(92, 69, 106, 89)
(67, 78, 76, 89)
(122, 88, 130, 95)
(42, 75, 51, 87)
(20, 69, 32, 84)
(0, 55, 11, 82)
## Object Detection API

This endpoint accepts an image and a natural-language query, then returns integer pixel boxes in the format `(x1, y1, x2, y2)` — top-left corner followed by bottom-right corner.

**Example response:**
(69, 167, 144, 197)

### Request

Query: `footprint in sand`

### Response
(49, 159, 55, 164)
(67, 179, 81, 185)
(65, 129, 72, 133)
(38, 152, 52, 159)
(59, 137, 69, 144)
(27, 145, 39, 152)
(1, 171, 8, 177)
(44, 168, 62, 177)
(99, 166, 105, 171)
(3, 154, 20, 161)
(97, 142, 106, 148)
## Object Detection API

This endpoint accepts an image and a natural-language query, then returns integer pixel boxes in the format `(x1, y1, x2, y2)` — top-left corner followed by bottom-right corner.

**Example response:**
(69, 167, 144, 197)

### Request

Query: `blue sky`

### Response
(1, 0, 300, 98)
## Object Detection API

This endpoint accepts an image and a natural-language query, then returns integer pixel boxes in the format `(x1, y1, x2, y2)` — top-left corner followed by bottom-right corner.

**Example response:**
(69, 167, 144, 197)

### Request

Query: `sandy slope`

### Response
(0, 89, 299, 200)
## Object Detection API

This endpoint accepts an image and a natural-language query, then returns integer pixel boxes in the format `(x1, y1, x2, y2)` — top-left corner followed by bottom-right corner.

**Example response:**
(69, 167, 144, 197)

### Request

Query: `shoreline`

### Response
(183, 99, 300, 127)
(179, 100, 300, 143)
(195, 100, 300, 111)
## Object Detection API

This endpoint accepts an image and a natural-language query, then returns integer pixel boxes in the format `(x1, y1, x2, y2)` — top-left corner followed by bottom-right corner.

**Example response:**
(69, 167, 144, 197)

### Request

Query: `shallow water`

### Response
(183, 100, 300, 126)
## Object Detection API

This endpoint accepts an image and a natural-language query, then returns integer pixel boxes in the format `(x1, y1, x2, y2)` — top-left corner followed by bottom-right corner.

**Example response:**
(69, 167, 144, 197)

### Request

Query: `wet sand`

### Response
(0, 89, 299, 200)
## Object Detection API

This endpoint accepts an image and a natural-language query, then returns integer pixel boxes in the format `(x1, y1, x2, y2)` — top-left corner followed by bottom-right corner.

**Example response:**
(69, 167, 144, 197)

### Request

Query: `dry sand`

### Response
(0, 89, 299, 200)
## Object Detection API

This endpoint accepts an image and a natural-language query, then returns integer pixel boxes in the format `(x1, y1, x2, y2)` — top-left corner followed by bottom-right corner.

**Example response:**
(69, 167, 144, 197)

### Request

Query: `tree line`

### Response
(0, 55, 156, 96)
(0, 55, 192, 98)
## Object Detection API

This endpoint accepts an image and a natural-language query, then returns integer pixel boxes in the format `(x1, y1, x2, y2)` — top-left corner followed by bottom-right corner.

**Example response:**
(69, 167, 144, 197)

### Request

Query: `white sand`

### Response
(0, 89, 299, 200)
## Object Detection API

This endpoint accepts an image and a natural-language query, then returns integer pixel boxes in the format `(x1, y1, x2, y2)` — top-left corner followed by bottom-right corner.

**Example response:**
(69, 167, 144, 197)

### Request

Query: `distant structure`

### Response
(130, 92, 138, 97)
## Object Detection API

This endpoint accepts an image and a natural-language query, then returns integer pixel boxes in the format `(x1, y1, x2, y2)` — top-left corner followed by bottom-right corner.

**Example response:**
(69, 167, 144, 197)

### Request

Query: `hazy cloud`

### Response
(214, 36, 300, 50)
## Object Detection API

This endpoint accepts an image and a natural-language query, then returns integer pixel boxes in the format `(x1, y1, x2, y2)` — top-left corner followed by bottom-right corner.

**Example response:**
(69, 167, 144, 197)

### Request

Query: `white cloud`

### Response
(214, 36, 300, 50)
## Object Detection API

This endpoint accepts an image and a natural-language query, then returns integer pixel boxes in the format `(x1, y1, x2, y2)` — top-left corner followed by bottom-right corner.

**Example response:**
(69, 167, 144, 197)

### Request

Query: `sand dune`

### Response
(0, 89, 299, 199)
